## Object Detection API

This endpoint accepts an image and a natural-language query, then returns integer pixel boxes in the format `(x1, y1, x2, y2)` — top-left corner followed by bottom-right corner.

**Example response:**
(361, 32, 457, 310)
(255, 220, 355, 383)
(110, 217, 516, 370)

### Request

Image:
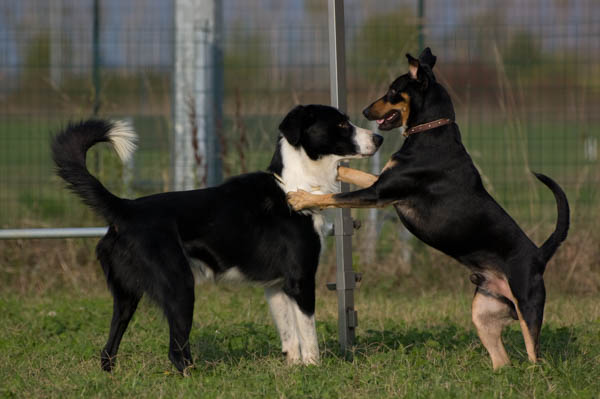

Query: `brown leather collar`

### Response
(403, 118, 453, 137)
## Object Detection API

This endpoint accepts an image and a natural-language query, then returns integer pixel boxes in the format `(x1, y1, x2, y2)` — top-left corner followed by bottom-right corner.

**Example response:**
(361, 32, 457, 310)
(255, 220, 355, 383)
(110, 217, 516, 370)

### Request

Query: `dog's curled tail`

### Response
(533, 172, 570, 266)
(51, 119, 137, 223)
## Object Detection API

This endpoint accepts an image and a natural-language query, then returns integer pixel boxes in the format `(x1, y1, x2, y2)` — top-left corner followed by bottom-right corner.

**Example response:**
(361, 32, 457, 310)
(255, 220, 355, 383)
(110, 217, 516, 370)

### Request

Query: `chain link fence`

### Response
(1, 1, 598, 275)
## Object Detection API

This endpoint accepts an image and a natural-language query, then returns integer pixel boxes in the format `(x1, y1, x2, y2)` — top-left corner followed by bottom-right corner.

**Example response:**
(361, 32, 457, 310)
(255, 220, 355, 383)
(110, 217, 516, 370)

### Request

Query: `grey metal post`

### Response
(174, 0, 222, 190)
(418, 0, 425, 52)
(50, 0, 63, 87)
(328, 0, 357, 353)
(365, 122, 380, 265)
(92, 0, 101, 116)
(0, 228, 108, 239)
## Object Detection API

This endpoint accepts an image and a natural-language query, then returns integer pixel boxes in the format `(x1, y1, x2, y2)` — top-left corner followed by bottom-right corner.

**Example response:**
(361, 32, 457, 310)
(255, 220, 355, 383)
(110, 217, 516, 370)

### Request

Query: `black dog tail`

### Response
(533, 172, 570, 266)
(51, 119, 137, 224)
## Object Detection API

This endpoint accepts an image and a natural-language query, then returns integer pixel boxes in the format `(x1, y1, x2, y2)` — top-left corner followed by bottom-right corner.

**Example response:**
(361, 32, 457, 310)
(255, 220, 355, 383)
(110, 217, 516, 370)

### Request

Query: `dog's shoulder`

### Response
(220, 171, 294, 215)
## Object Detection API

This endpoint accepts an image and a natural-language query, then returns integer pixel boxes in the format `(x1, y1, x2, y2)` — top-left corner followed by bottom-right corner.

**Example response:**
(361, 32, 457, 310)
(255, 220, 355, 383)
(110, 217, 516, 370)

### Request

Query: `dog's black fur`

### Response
(289, 48, 570, 369)
(51, 105, 382, 373)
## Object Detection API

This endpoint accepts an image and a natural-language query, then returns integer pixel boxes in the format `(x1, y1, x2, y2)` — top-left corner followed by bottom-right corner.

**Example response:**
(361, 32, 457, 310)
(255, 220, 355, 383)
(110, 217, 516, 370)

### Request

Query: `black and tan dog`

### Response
(288, 48, 570, 369)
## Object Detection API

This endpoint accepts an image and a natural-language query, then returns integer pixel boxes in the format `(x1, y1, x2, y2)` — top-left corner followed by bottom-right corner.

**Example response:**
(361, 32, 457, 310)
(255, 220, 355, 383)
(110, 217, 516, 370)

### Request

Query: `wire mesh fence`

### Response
(1, 1, 598, 263)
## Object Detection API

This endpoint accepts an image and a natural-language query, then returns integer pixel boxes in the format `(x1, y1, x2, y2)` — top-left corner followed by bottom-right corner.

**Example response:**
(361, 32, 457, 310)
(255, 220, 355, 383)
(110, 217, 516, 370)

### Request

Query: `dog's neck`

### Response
(406, 82, 456, 128)
(269, 138, 341, 195)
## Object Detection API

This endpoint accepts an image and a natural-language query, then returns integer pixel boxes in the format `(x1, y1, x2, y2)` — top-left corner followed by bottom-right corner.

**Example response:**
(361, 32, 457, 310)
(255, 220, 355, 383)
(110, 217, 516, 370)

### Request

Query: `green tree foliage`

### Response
(349, 10, 419, 84)
(23, 33, 51, 86)
(502, 30, 544, 78)
(223, 25, 270, 92)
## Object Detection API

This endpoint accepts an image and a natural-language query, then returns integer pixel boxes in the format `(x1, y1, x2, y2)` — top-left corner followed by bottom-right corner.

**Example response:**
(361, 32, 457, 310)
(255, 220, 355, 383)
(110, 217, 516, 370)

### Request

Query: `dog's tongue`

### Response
(376, 119, 384, 125)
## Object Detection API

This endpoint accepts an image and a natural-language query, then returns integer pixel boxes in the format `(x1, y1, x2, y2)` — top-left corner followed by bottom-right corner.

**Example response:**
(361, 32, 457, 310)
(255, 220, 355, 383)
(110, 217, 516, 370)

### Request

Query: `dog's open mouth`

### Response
(375, 110, 400, 131)
(376, 111, 399, 125)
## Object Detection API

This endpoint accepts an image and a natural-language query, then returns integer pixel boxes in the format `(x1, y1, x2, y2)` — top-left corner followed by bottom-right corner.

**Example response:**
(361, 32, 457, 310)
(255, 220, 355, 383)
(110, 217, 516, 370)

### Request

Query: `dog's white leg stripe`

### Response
(264, 287, 300, 363)
(290, 300, 319, 364)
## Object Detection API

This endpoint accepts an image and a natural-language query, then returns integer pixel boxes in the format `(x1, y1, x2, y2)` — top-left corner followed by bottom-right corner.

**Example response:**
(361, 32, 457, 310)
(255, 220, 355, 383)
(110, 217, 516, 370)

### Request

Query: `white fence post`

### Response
(173, 0, 222, 190)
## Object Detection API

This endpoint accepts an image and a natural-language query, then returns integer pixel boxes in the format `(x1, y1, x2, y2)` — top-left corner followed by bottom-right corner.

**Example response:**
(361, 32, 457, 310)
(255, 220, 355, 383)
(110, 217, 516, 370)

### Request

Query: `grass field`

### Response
(1, 283, 599, 398)
(1, 109, 599, 397)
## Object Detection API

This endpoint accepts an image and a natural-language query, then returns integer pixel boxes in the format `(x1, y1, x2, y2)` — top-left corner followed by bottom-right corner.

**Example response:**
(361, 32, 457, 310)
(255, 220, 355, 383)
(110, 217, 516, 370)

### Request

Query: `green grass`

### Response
(0, 115, 172, 227)
(1, 285, 599, 398)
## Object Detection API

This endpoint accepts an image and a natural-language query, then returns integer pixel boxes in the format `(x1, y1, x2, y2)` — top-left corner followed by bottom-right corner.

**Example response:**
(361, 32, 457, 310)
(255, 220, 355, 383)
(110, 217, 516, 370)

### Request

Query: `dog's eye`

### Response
(388, 89, 397, 97)
(338, 121, 350, 129)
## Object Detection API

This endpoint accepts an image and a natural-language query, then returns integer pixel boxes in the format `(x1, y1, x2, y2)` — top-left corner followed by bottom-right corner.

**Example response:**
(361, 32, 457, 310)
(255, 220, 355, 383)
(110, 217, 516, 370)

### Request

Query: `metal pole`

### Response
(365, 121, 380, 264)
(174, 0, 198, 190)
(209, 1, 223, 186)
(92, 0, 101, 116)
(0, 228, 108, 240)
(417, 0, 425, 52)
(328, 0, 357, 355)
(50, 0, 63, 87)
(174, 0, 221, 190)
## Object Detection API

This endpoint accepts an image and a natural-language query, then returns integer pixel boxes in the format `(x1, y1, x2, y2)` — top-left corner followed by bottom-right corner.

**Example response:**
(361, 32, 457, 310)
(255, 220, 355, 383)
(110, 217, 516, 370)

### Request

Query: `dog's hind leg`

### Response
(140, 233, 195, 374)
(164, 284, 194, 375)
(101, 281, 142, 372)
(265, 286, 301, 364)
(508, 275, 546, 364)
(160, 258, 195, 374)
(474, 269, 545, 365)
(471, 288, 516, 369)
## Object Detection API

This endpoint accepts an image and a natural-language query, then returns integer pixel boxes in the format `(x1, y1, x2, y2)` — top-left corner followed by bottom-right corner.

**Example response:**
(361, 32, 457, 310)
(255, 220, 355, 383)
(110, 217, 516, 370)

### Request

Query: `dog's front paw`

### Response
(287, 189, 318, 211)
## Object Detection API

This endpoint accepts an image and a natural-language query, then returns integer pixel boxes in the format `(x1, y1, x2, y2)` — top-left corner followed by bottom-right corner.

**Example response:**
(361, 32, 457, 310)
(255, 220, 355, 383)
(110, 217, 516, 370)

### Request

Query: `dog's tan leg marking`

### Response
(481, 272, 538, 364)
(511, 299, 538, 363)
(287, 190, 394, 211)
(337, 166, 377, 188)
(288, 192, 336, 211)
(472, 291, 513, 369)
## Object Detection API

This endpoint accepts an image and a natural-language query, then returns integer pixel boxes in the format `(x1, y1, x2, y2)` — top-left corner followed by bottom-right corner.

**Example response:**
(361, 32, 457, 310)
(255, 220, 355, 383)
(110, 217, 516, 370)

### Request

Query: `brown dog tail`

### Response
(533, 172, 570, 267)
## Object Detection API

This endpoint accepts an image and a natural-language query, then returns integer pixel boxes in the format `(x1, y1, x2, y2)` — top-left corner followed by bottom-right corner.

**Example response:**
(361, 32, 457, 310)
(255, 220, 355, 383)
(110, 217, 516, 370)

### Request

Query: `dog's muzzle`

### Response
(353, 124, 384, 156)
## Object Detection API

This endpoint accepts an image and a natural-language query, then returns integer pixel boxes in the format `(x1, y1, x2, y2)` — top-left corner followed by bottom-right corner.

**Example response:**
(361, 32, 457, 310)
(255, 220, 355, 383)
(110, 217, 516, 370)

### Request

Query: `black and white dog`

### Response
(51, 105, 383, 373)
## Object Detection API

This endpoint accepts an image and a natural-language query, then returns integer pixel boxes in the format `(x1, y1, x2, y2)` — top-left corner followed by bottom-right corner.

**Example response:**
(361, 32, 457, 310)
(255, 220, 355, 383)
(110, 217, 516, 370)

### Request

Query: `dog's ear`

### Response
(406, 53, 420, 80)
(279, 105, 308, 146)
(418, 47, 437, 69)
(406, 52, 435, 89)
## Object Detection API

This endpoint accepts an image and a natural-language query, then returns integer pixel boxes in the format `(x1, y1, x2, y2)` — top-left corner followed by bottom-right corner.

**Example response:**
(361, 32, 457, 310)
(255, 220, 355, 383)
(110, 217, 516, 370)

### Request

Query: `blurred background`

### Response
(1, 0, 598, 294)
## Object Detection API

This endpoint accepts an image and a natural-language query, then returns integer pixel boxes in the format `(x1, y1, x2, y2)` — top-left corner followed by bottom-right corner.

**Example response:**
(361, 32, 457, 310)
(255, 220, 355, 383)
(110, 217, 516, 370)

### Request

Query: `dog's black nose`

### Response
(373, 133, 383, 148)
(362, 107, 371, 119)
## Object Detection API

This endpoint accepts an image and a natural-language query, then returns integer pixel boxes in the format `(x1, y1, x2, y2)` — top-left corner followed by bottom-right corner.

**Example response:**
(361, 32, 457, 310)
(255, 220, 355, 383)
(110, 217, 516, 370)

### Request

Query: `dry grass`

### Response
(1, 218, 598, 298)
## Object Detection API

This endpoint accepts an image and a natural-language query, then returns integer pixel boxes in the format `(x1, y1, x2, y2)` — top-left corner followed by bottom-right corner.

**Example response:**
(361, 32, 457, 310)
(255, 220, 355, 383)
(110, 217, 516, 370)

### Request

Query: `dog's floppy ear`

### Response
(279, 105, 308, 146)
(418, 47, 437, 69)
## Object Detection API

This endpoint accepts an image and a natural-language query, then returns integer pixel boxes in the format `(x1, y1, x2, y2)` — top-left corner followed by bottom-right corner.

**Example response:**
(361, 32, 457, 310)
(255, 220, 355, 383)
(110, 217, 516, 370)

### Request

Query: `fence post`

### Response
(364, 121, 380, 265)
(92, 0, 101, 116)
(173, 0, 222, 190)
(50, 0, 62, 87)
(328, 0, 358, 355)
(417, 0, 425, 51)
